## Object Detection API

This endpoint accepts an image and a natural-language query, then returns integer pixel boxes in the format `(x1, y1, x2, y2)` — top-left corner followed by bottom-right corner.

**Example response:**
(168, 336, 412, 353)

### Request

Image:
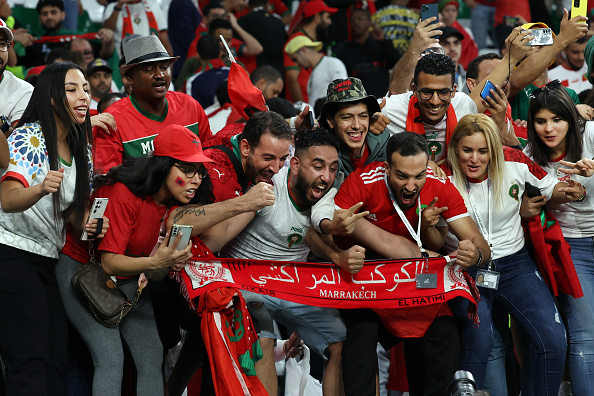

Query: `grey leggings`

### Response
(55, 253, 164, 396)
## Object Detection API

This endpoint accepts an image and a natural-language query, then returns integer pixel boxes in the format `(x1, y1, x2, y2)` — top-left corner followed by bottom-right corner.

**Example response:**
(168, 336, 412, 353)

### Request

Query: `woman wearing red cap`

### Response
(56, 124, 272, 395)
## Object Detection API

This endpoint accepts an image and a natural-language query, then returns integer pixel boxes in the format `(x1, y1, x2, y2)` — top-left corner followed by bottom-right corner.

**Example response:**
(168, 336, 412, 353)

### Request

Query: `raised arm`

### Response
(469, 27, 533, 113)
(508, 9, 588, 99)
(389, 17, 443, 95)
(167, 182, 275, 236)
(229, 13, 263, 56)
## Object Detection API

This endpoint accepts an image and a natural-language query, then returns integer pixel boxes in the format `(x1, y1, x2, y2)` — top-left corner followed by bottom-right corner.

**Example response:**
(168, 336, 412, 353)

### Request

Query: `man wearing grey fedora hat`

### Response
(94, 35, 212, 175)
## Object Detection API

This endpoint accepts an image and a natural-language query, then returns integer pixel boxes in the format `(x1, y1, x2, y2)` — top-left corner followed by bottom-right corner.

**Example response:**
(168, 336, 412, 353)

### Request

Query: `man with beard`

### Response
(284, 0, 336, 103)
(221, 127, 365, 396)
(93, 35, 212, 175)
(334, 132, 489, 396)
(18, 0, 115, 69)
(203, 111, 292, 201)
(548, 35, 592, 94)
(87, 58, 113, 113)
(0, 19, 32, 140)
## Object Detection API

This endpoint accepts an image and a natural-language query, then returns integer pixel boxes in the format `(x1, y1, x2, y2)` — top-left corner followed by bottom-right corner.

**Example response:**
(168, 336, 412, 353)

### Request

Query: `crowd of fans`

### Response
(1, 0, 594, 395)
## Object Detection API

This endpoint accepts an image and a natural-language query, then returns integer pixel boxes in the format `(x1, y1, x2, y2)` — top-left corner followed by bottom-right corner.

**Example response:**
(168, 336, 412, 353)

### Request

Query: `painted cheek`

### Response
(175, 176, 186, 186)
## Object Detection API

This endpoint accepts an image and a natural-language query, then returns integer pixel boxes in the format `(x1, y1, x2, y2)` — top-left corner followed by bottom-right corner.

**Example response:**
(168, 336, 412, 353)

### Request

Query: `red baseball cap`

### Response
(153, 125, 213, 163)
(303, 0, 337, 18)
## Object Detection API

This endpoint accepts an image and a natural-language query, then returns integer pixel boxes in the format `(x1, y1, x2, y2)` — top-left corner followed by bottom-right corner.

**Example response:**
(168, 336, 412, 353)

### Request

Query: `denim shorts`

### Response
(241, 290, 346, 359)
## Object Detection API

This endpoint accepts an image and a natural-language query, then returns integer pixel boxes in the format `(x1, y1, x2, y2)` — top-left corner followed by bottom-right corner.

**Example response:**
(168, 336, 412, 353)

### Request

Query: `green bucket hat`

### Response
(319, 77, 381, 128)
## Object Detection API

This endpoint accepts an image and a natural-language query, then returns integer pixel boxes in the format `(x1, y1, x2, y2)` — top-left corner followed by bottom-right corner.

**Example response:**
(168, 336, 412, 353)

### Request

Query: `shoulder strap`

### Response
(208, 144, 249, 193)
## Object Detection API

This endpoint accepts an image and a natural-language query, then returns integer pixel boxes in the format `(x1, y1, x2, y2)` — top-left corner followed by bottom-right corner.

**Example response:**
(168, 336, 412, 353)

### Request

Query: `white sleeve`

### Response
(383, 93, 412, 135)
(451, 92, 478, 118)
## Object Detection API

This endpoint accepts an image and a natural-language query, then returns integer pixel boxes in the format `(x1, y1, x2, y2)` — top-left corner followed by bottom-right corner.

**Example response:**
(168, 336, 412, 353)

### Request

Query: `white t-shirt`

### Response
(0, 71, 33, 124)
(0, 123, 80, 258)
(444, 147, 558, 259)
(222, 166, 312, 262)
(308, 56, 348, 110)
(548, 63, 592, 94)
(382, 91, 478, 163)
(524, 122, 594, 238)
(104, 0, 167, 58)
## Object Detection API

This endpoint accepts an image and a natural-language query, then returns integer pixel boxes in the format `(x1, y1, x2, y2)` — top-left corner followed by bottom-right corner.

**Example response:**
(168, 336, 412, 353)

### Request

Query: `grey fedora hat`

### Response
(119, 35, 179, 74)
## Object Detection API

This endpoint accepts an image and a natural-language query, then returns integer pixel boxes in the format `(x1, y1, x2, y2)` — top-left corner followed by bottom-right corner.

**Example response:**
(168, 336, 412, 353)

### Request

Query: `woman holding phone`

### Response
(0, 62, 99, 395)
(56, 124, 273, 395)
(447, 113, 583, 395)
(524, 82, 594, 395)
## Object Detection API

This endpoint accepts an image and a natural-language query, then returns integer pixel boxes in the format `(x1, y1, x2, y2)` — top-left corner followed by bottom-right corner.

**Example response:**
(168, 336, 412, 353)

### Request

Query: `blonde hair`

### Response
(447, 113, 505, 208)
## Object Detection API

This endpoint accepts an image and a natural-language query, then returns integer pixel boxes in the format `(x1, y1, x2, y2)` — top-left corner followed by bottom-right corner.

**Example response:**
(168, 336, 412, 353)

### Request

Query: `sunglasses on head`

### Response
(529, 79, 561, 100)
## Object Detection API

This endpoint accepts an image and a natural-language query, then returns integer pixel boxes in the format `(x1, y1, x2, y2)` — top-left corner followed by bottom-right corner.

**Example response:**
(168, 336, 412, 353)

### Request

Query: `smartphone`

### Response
(168, 224, 193, 250)
(480, 80, 497, 103)
(571, 0, 588, 19)
(525, 28, 554, 46)
(81, 198, 108, 240)
(525, 182, 542, 198)
(421, 4, 439, 39)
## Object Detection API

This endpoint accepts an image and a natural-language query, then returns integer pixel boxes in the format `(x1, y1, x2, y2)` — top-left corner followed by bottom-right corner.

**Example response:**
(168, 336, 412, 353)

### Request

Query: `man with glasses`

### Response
(382, 31, 532, 163)
(0, 18, 33, 147)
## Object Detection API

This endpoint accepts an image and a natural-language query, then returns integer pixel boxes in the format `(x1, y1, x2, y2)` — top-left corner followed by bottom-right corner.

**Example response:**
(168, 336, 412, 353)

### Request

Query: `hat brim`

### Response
(119, 56, 179, 75)
(319, 96, 381, 128)
(88, 66, 113, 75)
(0, 27, 13, 42)
(174, 153, 214, 164)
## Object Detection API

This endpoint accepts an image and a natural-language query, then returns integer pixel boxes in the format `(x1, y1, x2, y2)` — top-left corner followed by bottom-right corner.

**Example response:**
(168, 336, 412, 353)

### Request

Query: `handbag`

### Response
(72, 243, 143, 327)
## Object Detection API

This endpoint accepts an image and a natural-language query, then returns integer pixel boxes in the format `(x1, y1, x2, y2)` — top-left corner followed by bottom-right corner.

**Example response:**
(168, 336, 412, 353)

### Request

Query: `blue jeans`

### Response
(451, 247, 566, 395)
(470, 3, 496, 50)
(483, 300, 510, 396)
(557, 237, 594, 394)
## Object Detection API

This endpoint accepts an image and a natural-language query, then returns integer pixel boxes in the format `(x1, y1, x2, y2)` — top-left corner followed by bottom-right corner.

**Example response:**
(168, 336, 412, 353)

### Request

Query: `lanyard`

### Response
(385, 175, 429, 259)
(465, 177, 493, 257)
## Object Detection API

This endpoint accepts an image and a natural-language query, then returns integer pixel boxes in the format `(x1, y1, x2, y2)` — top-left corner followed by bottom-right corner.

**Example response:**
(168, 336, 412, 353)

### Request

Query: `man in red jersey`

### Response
(335, 131, 489, 396)
(94, 35, 212, 174)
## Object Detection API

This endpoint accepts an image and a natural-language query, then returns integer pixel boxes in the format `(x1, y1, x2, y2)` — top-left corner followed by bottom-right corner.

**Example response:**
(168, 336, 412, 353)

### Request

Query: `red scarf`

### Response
(197, 288, 267, 396)
(405, 95, 458, 156)
(34, 32, 98, 43)
(122, 0, 159, 39)
(523, 210, 583, 298)
(177, 255, 478, 316)
(170, 238, 266, 395)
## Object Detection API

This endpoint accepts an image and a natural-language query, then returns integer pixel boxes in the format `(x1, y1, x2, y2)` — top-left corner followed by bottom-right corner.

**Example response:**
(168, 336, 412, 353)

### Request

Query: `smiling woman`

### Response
(0, 62, 94, 395)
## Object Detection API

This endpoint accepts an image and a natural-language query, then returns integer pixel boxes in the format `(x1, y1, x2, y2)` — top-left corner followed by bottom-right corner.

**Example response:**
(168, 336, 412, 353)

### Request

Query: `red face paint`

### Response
(175, 176, 186, 186)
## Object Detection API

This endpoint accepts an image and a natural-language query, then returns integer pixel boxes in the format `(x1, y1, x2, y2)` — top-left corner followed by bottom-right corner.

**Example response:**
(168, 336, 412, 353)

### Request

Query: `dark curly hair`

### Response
(413, 53, 456, 88)
(294, 127, 339, 157)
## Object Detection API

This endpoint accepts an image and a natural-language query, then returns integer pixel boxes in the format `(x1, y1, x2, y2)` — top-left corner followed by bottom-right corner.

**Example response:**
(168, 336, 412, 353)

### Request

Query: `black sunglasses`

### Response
(529, 79, 562, 100)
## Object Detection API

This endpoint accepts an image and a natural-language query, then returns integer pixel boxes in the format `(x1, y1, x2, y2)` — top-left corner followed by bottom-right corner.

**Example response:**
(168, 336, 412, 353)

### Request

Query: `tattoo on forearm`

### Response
(172, 205, 206, 223)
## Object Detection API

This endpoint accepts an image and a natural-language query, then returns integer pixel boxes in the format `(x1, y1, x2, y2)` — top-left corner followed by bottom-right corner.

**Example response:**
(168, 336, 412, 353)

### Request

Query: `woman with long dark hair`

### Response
(525, 82, 594, 395)
(56, 123, 273, 395)
(0, 62, 95, 395)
